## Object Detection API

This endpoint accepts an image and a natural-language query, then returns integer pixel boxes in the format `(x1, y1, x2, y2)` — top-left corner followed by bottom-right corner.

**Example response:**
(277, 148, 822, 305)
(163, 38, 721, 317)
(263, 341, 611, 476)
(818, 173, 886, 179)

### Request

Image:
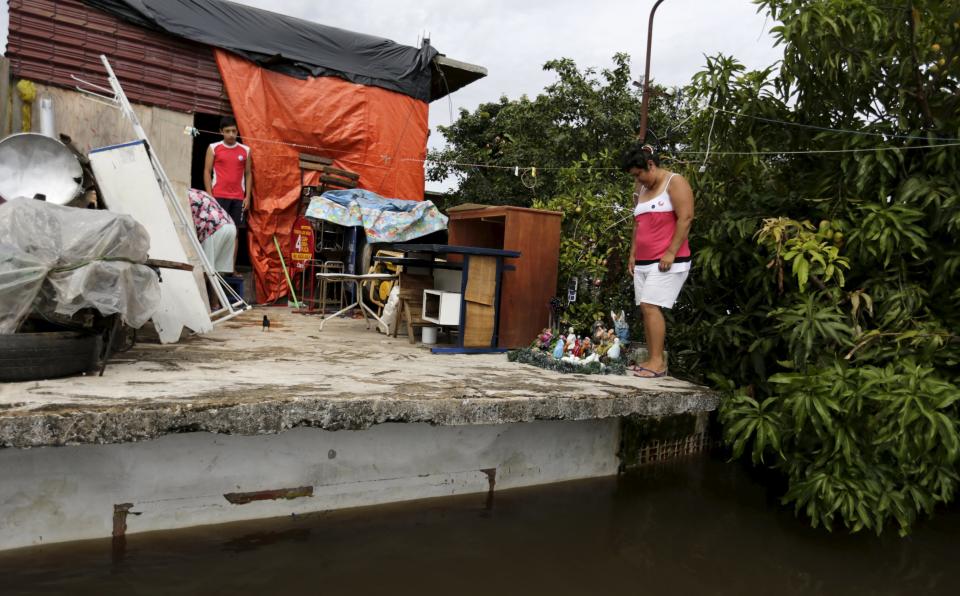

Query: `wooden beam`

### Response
(146, 258, 195, 272)
(298, 153, 333, 165)
(319, 175, 357, 188)
(323, 166, 360, 180)
(298, 161, 330, 172)
(298, 162, 360, 181)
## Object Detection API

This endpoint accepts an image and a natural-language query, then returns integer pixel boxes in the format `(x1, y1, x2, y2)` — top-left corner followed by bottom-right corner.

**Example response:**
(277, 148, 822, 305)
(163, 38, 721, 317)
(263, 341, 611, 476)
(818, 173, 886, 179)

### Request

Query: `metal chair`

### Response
(317, 261, 345, 313)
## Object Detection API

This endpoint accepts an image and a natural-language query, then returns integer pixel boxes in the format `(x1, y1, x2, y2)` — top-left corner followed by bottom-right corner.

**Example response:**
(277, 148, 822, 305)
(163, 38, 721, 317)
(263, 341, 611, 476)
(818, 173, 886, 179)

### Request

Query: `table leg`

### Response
(355, 280, 372, 329)
(319, 299, 360, 330)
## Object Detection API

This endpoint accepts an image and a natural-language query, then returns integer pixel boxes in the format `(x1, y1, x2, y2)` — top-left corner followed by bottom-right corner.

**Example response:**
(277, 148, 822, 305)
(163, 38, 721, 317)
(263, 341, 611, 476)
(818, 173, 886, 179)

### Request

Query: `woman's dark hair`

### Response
(619, 143, 660, 171)
(219, 116, 238, 130)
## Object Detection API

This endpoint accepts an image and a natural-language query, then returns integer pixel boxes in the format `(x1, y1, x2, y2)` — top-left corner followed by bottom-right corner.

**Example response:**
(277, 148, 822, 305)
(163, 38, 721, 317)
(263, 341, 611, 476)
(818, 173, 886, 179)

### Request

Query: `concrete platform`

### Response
(0, 309, 717, 448)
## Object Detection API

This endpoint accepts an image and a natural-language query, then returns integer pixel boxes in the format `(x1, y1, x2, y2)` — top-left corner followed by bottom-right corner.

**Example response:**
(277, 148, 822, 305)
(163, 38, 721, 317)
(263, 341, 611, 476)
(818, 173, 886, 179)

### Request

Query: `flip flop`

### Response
(631, 366, 667, 378)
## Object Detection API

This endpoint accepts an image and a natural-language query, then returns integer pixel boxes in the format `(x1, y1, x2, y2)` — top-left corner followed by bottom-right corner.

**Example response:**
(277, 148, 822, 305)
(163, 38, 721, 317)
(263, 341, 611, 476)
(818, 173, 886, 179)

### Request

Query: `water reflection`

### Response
(1, 455, 957, 595)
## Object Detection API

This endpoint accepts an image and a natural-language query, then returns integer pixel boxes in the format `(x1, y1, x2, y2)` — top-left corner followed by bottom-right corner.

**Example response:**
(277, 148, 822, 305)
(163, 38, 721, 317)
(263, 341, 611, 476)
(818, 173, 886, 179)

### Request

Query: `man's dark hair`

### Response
(219, 116, 238, 130)
(619, 143, 660, 171)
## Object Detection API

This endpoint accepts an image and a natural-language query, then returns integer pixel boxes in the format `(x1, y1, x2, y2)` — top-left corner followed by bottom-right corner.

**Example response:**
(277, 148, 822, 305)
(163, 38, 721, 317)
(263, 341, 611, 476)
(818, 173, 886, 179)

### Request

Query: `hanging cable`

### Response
(710, 106, 960, 142)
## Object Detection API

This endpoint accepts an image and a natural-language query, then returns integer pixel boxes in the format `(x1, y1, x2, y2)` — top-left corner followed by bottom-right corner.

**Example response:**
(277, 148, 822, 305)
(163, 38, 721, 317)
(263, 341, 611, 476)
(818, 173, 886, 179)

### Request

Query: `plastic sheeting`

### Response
(305, 189, 447, 244)
(216, 51, 430, 303)
(0, 199, 160, 334)
(81, 0, 438, 101)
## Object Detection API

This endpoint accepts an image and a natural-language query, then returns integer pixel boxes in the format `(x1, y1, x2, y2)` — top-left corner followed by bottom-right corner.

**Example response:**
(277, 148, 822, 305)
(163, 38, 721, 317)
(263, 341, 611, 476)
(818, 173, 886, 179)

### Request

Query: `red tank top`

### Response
(633, 173, 691, 269)
(211, 141, 250, 200)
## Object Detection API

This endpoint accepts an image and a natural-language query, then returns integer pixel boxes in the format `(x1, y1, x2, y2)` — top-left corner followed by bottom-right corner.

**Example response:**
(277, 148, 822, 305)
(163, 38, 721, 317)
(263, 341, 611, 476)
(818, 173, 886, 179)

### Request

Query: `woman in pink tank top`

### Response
(622, 144, 695, 378)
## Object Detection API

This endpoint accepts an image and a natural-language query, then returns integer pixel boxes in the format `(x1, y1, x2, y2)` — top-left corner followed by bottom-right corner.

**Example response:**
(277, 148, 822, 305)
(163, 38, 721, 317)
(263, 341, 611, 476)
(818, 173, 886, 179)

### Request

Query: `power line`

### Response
(710, 107, 960, 142)
(674, 141, 960, 156)
(191, 126, 959, 175)
(411, 141, 960, 171)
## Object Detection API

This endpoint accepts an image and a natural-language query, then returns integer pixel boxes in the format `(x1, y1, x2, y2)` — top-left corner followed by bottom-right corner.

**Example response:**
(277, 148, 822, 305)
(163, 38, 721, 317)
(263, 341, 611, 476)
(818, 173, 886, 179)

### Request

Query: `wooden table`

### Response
(379, 244, 520, 354)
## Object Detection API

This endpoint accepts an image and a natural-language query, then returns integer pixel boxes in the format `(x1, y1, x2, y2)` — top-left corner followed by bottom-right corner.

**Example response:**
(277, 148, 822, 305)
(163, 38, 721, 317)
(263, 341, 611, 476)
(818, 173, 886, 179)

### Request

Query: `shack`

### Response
(2, 0, 487, 302)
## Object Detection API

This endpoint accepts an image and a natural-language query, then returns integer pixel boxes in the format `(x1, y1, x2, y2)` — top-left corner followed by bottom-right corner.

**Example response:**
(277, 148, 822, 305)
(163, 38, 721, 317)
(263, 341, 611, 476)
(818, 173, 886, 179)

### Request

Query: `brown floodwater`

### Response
(1, 455, 958, 596)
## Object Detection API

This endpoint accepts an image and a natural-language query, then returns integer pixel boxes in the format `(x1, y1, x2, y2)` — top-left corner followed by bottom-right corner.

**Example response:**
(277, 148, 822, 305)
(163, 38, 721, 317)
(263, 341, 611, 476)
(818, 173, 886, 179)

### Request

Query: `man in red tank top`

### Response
(203, 116, 253, 228)
(622, 143, 695, 378)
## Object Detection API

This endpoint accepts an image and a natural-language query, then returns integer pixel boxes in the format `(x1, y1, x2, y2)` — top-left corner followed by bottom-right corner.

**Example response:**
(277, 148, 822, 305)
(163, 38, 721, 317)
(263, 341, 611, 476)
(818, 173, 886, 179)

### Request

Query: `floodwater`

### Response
(2, 456, 958, 596)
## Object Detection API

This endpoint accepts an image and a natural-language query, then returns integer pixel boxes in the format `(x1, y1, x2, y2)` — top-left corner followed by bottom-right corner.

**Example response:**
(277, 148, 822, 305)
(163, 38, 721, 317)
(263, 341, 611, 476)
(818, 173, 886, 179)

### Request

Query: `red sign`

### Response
(289, 216, 315, 269)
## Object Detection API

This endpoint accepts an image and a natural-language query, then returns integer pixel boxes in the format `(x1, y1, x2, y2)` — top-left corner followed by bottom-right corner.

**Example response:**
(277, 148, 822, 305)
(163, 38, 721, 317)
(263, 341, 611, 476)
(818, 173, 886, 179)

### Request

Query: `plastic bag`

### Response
(0, 199, 161, 333)
(378, 285, 401, 335)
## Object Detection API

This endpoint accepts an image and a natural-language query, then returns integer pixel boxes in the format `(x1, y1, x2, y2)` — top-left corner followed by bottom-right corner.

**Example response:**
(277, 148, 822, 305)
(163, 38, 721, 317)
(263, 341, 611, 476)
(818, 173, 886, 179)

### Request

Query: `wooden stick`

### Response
(145, 258, 194, 271)
(273, 234, 300, 307)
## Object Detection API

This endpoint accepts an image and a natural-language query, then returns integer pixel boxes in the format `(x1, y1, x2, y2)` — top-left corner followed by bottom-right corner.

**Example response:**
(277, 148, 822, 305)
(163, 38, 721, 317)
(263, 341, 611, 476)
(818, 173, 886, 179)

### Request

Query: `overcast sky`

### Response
(0, 0, 782, 187)
(228, 0, 783, 189)
(227, 0, 782, 129)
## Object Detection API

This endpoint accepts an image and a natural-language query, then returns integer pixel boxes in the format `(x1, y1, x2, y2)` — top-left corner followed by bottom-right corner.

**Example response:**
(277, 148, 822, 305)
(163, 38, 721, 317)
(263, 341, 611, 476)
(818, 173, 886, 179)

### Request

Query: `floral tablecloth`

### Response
(305, 189, 447, 243)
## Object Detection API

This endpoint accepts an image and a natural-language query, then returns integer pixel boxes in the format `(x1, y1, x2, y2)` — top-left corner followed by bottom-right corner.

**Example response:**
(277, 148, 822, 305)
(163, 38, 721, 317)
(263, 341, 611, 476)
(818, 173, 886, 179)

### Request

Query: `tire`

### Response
(0, 332, 103, 382)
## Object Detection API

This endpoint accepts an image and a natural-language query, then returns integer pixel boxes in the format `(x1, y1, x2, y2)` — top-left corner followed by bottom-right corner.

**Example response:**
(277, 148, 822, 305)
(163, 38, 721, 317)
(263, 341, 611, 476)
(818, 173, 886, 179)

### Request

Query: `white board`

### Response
(89, 140, 213, 342)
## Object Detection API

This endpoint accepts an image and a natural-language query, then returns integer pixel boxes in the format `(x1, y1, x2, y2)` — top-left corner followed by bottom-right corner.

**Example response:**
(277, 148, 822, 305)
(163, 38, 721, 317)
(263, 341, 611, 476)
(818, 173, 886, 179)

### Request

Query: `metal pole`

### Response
(638, 0, 666, 142)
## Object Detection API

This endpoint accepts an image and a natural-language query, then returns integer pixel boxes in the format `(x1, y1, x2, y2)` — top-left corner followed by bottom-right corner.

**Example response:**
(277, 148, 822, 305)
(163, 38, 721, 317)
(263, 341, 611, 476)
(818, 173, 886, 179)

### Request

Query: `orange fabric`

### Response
(214, 50, 429, 303)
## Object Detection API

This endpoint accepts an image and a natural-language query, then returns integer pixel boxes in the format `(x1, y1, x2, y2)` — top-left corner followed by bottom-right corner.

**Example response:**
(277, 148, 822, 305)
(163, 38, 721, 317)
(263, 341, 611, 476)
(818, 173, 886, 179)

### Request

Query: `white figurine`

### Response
(607, 338, 621, 360)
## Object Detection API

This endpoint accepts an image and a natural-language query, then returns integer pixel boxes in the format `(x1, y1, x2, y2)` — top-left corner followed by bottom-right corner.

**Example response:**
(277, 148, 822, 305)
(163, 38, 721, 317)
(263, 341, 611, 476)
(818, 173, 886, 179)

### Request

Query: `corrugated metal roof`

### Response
(6, 0, 232, 115)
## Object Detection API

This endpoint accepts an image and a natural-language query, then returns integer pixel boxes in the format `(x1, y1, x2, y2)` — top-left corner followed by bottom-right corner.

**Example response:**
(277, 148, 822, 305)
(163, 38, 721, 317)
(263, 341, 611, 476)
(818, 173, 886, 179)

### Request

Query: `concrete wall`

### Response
(24, 83, 194, 201)
(0, 420, 620, 551)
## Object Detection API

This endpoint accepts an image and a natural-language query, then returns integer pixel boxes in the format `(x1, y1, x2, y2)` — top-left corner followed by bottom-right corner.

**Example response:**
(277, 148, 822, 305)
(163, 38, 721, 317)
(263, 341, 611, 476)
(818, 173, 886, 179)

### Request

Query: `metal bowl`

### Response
(0, 133, 83, 205)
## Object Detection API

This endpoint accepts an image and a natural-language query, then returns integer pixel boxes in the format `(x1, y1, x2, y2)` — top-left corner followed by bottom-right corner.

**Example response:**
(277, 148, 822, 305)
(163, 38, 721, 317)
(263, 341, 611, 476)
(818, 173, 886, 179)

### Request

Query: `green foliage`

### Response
(721, 360, 959, 535)
(428, 54, 690, 209)
(532, 152, 636, 331)
(673, 0, 960, 535)
(432, 0, 960, 537)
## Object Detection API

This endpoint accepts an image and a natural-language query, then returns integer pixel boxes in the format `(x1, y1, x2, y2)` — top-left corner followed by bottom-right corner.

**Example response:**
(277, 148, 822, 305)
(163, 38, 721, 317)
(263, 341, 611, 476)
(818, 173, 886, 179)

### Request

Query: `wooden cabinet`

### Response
(447, 206, 562, 348)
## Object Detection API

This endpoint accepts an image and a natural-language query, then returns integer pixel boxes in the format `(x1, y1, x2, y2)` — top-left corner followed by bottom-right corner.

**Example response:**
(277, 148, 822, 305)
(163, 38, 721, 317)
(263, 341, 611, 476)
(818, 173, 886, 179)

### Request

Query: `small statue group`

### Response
(533, 321, 621, 367)
(587, 320, 622, 361)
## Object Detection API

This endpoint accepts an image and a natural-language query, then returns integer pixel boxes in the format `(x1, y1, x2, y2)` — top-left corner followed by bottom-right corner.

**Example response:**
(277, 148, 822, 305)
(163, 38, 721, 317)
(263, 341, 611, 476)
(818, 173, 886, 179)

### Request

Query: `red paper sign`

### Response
(289, 216, 315, 269)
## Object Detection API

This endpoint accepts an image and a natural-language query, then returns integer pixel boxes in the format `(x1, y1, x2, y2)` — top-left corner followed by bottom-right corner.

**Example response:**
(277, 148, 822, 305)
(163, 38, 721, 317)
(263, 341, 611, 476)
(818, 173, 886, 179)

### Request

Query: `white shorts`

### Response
(633, 266, 689, 309)
(202, 223, 237, 273)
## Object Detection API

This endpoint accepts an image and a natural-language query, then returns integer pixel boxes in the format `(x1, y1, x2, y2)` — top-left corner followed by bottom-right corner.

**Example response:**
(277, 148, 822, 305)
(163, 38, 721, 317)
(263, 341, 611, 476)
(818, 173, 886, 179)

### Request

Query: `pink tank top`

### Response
(633, 173, 691, 270)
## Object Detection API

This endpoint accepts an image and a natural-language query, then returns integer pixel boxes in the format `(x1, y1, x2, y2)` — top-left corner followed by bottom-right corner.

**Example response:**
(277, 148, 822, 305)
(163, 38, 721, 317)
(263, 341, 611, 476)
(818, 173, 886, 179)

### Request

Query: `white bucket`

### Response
(421, 326, 438, 344)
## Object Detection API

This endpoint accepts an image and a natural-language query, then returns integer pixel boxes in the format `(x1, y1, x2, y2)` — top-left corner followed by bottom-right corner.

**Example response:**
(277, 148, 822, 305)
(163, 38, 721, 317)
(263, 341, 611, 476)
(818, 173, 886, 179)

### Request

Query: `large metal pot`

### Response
(0, 133, 84, 205)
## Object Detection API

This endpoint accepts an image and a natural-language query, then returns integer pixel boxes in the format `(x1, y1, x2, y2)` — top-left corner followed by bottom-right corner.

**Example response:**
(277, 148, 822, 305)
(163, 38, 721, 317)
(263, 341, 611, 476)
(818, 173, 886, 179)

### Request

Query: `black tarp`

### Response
(81, 0, 439, 102)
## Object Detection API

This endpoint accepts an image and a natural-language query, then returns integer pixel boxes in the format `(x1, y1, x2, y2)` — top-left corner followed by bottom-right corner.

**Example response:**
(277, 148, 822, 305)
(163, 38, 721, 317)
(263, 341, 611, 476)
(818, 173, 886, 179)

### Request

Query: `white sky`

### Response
(226, 0, 782, 125)
(1, 0, 782, 188)
(230, 0, 783, 191)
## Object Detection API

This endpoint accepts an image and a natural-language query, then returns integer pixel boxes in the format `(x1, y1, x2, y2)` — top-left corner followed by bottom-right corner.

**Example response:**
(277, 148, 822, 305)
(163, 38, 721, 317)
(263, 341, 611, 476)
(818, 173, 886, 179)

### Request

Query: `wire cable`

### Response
(710, 106, 960, 142)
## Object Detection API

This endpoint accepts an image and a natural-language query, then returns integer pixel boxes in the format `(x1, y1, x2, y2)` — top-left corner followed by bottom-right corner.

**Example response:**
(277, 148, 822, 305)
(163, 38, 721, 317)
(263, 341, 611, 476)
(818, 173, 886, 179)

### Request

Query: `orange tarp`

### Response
(214, 50, 429, 303)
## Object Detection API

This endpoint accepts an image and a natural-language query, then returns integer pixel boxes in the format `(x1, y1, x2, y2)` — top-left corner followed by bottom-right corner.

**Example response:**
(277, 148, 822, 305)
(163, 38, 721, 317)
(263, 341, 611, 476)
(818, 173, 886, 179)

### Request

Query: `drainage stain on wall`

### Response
(223, 486, 315, 505)
(112, 503, 138, 538)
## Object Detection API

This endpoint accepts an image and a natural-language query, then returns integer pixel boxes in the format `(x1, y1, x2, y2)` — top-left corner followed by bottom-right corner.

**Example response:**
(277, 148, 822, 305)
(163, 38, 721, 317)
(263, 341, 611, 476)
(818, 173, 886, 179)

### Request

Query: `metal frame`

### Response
(316, 273, 398, 331)
(74, 55, 250, 325)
